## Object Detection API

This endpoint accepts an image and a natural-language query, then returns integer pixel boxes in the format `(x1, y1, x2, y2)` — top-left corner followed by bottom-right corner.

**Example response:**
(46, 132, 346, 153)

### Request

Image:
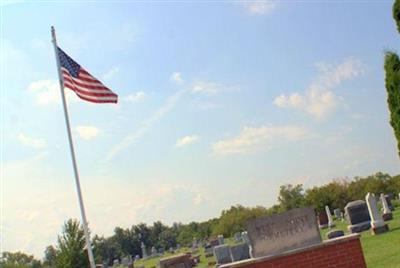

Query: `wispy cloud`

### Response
(273, 57, 364, 120)
(107, 90, 186, 160)
(27, 79, 78, 105)
(175, 135, 200, 147)
(243, 1, 278, 15)
(124, 91, 147, 102)
(75, 125, 99, 140)
(18, 133, 46, 149)
(170, 72, 184, 85)
(213, 125, 309, 155)
(192, 80, 239, 95)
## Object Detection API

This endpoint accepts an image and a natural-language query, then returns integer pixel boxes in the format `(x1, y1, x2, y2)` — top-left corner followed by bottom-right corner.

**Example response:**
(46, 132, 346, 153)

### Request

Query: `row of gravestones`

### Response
(318, 193, 394, 236)
(212, 232, 252, 265)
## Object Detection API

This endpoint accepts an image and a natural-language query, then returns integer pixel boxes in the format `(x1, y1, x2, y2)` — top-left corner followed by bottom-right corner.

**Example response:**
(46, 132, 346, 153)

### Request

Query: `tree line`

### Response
(2, 172, 399, 268)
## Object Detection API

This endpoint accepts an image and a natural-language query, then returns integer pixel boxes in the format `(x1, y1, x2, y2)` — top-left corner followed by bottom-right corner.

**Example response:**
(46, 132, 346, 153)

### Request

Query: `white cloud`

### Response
(27, 79, 78, 105)
(193, 193, 207, 205)
(75, 125, 99, 140)
(170, 72, 184, 85)
(102, 67, 119, 80)
(273, 57, 364, 120)
(17, 133, 46, 149)
(213, 125, 309, 155)
(175, 135, 200, 147)
(124, 91, 147, 102)
(244, 1, 277, 15)
(192, 81, 239, 95)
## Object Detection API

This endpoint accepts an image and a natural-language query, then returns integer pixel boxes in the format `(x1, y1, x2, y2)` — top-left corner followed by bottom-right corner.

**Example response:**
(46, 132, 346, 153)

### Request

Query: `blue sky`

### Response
(2, 0, 400, 258)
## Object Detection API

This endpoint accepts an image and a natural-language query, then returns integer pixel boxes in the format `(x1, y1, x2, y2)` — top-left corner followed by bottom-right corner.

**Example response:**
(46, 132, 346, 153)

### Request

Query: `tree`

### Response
(211, 205, 267, 237)
(277, 184, 306, 212)
(43, 246, 57, 267)
(0, 251, 42, 268)
(385, 0, 400, 157)
(55, 219, 89, 268)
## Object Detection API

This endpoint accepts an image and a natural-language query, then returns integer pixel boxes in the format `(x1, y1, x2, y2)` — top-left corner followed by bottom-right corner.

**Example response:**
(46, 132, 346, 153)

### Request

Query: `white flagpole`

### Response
(51, 26, 96, 268)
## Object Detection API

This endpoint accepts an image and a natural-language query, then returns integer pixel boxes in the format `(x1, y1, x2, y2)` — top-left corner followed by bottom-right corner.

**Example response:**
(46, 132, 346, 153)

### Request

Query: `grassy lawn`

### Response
(135, 209, 400, 268)
(320, 209, 400, 268)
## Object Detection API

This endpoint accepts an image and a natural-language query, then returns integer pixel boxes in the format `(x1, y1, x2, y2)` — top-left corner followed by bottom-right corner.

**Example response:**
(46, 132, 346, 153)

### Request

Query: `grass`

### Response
(135, 209, 400, 268)
(320, 209, 400, 268)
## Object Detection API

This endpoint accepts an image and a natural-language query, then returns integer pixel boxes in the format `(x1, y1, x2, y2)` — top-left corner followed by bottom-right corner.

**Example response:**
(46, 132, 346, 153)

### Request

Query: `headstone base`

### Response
(326, 230, 344, 239)
(319, 224, 328, 229)
(382, 213, 393, 221)
(348, 221, 370, 233)
(371, 224, 389, 235)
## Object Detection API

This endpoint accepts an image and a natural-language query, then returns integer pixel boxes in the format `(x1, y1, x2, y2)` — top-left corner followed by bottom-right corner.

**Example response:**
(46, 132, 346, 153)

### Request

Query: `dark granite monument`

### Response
(230, 243, 250, 262)
(318, 211, 328, 228)
(344, 200, 371, 233)
(213, 245, 232, 265)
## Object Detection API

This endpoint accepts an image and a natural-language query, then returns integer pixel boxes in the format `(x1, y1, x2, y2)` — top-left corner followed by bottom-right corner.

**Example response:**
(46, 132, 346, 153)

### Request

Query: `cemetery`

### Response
(107, 195, 400, 268)
(4, 1, 400, 268)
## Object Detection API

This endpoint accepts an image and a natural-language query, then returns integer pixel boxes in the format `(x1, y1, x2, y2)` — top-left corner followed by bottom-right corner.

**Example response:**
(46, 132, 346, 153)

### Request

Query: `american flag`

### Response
(58, 46, 118, 103)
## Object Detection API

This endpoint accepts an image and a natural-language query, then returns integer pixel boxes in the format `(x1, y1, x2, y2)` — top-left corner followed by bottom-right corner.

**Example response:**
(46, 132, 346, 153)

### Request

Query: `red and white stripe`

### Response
(61, 67, 118, 103)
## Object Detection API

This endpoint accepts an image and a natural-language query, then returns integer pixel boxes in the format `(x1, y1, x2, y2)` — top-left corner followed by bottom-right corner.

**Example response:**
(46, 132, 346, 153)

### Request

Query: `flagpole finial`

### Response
(51, 26, 56, 43)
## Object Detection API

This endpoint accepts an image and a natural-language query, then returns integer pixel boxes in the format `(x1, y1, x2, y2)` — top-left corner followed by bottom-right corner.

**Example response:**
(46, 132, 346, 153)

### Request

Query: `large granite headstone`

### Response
(230, 243, 250, 262)
(318, 211, 328, 228)
(344, 200, 371, 233)
(160, 254, 192, 268)
(247, 207, 321, 258)
(213, 245, 232, 265)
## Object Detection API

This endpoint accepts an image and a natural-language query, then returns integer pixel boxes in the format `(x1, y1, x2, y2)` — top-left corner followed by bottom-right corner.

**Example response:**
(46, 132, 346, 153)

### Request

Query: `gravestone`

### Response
(121, 256, 133, 268)
(192, 238, 198, 249)
(385, 194, 395, 210)
(151, 246, 157, 256)
(381, 193, 393, 221)
(141, 242, 147, 259)
(209, 239, 219, 247)
(213, 244, 232, 265)
(325, 205, 335, 228)
(135, 255, 140, 261)
(204, 244, 213, 257)
(247, 207, 321, 258)
(241, 231, 250, 245)
(160, 253, 192, 268)
(113, 259, 120, 266)
(217, 234, 224, 245)
(318, 211, 328, 228)
(333, 208, 341, 219)
(230, 243, 250, 262)
(367, 192, 388, 235)
(234, 232, 242, 242)
(326, 230, 344, 239)
(344, 200, 371, 233)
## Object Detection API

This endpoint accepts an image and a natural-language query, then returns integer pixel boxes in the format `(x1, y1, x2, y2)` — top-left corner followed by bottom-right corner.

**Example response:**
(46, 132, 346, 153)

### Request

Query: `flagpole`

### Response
(51, 26, 96, 268)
